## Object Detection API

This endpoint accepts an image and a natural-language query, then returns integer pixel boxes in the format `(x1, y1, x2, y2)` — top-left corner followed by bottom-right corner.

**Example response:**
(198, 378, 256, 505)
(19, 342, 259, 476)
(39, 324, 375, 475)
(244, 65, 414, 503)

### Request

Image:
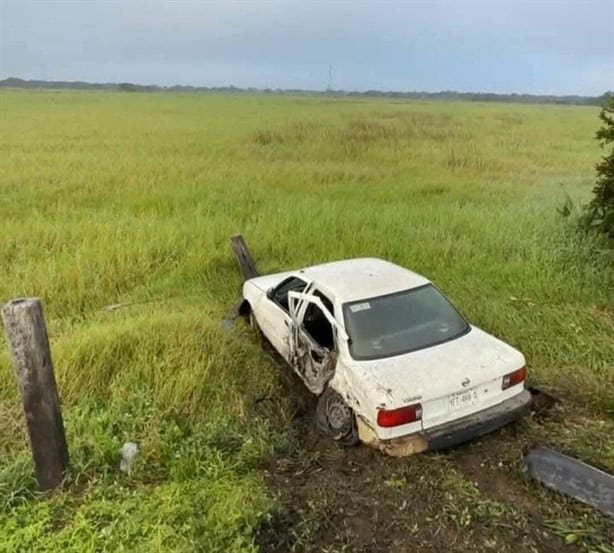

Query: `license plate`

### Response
(448, 387, 479, 412)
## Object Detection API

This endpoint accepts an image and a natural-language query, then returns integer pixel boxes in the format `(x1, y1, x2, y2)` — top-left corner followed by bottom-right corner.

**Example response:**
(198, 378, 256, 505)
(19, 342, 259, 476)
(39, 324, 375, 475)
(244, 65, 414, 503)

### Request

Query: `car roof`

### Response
(299, 258, 430, 303)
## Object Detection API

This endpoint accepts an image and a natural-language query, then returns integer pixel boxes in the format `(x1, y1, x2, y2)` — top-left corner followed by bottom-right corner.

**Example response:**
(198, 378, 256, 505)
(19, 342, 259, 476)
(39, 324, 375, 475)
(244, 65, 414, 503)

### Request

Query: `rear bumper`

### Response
(424, 389, 532, 450)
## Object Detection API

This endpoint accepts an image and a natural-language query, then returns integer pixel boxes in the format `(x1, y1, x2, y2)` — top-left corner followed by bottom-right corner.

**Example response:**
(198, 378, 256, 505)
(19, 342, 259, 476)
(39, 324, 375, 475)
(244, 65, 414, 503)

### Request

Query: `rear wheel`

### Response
(315, 387, 359, 446)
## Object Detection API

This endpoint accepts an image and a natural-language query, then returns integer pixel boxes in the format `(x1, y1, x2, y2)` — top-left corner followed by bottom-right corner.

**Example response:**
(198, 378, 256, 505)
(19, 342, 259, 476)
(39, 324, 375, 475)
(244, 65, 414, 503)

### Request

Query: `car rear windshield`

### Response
(343, 284, 470, 360)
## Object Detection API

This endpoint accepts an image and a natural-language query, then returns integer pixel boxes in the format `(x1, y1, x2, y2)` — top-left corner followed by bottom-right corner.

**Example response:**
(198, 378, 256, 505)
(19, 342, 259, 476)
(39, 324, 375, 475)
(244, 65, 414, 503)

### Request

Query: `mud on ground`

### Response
(254, 369, 614, 553)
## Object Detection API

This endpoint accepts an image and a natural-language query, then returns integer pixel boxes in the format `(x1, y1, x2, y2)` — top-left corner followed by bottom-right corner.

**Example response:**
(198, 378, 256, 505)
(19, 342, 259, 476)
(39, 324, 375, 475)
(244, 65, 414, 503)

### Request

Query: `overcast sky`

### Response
(1, 0, 613, 95)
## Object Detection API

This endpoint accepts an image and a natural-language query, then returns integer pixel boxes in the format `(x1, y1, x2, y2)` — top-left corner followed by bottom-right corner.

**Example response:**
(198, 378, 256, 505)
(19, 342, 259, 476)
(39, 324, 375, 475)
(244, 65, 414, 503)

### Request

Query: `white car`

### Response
(242, 258, 531, 456)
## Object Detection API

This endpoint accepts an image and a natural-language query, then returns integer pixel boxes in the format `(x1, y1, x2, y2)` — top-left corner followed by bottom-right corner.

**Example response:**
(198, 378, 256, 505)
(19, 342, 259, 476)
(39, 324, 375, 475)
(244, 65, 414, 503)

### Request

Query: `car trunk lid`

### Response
(351, 326, 526, 432)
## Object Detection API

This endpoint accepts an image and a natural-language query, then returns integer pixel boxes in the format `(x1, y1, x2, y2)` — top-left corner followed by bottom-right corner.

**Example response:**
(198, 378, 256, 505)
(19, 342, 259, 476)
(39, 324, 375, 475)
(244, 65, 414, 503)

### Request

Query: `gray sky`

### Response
(1, 0, 613, 95)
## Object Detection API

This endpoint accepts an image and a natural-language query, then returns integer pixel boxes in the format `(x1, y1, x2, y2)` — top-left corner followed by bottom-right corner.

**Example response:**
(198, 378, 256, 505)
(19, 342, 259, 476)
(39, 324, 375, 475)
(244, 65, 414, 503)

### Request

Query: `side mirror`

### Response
(266, 288, 275, 300)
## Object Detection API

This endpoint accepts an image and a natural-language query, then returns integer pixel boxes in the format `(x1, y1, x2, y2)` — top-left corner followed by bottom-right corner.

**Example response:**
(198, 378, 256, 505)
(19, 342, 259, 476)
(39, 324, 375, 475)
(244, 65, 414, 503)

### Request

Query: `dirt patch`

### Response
(251, 347, 591, 552)
(454, 452, 539, 515)
(256, 429, 454, 553)
(254, 388, 574, 553)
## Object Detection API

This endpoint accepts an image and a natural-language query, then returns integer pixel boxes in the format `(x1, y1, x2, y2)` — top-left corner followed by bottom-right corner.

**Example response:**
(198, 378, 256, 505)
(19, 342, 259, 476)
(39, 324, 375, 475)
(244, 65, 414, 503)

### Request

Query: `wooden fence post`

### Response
(1, 298, 68, 490)
(230, 234, 259, 281)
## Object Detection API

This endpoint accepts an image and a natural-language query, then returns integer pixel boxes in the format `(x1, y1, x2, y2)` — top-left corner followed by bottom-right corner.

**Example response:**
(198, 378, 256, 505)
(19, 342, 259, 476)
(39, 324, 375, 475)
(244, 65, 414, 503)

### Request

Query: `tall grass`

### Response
(0, 91, 612, 550)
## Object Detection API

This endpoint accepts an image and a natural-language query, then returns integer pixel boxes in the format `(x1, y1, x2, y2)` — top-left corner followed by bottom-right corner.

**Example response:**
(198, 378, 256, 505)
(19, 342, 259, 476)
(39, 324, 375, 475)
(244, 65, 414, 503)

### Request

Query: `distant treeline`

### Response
(1, 77, 610, 106)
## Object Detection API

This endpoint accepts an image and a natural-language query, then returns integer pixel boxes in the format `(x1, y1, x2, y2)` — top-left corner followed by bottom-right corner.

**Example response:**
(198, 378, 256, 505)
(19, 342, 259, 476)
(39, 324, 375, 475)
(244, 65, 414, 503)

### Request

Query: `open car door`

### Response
(287, 291, 348, 395)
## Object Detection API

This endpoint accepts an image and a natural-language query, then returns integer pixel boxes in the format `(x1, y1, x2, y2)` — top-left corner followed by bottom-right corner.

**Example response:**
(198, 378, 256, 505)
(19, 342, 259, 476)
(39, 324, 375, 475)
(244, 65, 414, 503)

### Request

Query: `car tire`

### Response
(315, 387, 359, 446)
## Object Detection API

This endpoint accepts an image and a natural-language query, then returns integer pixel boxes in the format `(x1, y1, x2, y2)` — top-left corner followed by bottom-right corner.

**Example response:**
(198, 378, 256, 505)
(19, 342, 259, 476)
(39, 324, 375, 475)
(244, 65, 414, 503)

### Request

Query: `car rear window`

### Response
(343, 284, 470, 360)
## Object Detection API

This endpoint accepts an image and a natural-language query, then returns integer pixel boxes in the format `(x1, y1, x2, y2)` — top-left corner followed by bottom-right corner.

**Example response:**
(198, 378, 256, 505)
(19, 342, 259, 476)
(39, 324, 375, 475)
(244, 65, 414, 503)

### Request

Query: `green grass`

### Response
(0, 90, 612, 551)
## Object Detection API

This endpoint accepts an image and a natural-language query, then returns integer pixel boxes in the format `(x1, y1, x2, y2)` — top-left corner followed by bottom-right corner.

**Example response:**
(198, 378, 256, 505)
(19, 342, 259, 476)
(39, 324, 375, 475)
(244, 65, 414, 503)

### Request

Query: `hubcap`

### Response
(327, 398, 351, 430)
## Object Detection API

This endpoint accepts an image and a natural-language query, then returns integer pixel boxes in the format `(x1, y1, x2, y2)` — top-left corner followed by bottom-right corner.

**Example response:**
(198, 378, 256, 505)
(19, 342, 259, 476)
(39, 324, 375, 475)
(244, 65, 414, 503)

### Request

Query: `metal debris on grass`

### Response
(524, 446, 614, 517)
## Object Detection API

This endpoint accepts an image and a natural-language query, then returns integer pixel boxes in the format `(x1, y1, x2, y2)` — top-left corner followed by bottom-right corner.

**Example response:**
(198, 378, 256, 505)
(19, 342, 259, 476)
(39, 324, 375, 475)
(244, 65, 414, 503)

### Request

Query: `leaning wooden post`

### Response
(230, 234, 259, 281)
(1, 298, 68, 490)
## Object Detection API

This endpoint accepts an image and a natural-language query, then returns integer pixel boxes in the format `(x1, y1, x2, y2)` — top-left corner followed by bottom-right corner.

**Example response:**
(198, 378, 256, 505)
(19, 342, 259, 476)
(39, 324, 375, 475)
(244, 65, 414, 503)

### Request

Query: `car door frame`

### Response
(258, 275, 311, 362)
(287, 290, 349, 394)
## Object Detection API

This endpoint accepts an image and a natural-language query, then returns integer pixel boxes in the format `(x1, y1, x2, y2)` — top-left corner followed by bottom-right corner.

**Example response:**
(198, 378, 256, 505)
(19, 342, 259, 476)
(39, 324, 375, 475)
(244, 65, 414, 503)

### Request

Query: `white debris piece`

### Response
(119, 442, 138, 475)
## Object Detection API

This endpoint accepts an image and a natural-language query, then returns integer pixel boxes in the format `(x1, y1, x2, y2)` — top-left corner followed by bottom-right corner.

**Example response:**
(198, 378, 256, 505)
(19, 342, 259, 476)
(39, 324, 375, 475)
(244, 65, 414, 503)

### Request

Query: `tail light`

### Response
(502, 367, 526, 390)
(377, 403, 422, 427)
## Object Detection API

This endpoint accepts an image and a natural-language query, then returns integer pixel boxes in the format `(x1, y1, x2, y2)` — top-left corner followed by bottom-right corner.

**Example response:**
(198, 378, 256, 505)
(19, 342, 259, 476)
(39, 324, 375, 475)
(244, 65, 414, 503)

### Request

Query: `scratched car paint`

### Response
(242, 258, 531, 455)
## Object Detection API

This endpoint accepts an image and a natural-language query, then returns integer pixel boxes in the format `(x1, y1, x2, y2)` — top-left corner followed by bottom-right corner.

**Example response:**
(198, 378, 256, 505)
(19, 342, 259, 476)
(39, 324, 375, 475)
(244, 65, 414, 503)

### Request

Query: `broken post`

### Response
(1, 298, 68, 490)
(230, 234, 259, 281)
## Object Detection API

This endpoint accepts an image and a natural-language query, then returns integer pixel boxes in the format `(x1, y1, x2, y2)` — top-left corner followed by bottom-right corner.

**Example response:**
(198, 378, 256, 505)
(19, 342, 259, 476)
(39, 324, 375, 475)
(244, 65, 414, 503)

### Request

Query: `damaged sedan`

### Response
(242, 258, 531, 456)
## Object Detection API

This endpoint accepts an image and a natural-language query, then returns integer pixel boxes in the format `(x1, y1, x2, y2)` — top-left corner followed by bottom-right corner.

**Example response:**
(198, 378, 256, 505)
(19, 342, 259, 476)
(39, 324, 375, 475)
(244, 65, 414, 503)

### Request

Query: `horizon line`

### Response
(1, 76, 610, 101)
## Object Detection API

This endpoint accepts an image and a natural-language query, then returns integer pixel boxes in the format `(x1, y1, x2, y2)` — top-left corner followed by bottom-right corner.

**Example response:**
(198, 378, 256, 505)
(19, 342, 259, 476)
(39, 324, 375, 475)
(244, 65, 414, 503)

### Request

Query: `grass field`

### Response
(0, 90, 613, 552)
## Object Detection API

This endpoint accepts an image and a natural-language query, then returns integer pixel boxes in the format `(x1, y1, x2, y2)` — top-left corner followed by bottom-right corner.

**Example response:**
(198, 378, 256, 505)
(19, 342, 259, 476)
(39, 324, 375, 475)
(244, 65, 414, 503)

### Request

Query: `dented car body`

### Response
(243, 258, 531, 455)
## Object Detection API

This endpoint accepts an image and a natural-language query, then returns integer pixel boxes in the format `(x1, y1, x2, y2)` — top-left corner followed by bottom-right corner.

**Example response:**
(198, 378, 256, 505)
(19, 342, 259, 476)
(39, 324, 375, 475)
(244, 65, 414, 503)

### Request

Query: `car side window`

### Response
(302, 290, 335, 350)
(272, 277, 307, 312)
